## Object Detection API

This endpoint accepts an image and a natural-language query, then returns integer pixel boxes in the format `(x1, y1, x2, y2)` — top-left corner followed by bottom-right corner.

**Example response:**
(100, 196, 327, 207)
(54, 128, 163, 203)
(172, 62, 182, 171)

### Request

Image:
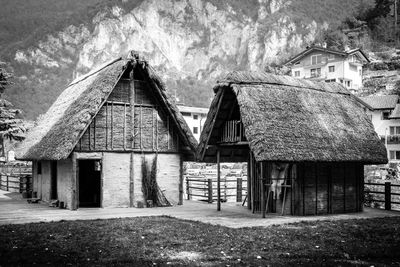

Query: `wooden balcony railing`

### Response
(220, 120, 246, 143)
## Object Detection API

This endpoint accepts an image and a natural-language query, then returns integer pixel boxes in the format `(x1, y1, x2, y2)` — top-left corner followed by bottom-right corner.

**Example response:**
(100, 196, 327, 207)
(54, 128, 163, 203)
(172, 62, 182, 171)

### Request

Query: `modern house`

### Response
(177, 105, 208, 141)
(284, 46, 370, 92)
(197, 71, 387, 216)
(16, 53, 197, 210)
(360, 95, 400, 163)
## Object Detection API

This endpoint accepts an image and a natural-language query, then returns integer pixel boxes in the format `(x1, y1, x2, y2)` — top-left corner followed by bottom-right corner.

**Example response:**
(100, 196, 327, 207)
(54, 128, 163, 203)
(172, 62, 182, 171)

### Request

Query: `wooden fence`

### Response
(0, 174, 32, 193)
(0, 163, 32, 193)
(186, 176, 247, 203)
(365, 182, 400, 210)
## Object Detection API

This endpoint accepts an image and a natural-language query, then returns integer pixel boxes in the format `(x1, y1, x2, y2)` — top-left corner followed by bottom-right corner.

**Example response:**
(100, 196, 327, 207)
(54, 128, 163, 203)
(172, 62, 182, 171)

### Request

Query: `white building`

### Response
(360, 95, 400, 163)
(178, 105, 209, 141)
(284, 46, 370, 92)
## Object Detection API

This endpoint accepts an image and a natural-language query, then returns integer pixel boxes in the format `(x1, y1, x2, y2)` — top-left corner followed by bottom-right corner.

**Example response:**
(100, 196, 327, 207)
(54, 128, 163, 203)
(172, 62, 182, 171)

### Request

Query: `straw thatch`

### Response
(17, 55, 197, 160)
(198, 71, 387, 164)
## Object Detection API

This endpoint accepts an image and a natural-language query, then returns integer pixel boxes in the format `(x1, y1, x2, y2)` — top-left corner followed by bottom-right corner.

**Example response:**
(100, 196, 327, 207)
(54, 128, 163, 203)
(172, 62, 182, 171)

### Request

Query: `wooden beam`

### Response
(156, 107, 159, 151)
(123, 103, 126, 150)
(217, 148, 221, 211)
(201, 89, 225, 160)
(93, 117, 96, 150)
(152, 108, 155, 151)
(250, 152, 254, 213)
(71, 152, 78, 210)
(140, 105, 142, 149)
(130, 71, 136, 149)
(130, 152, 134, 207)
(100, 153, 104, 208)
(167, 116, 170, 150)
(247, 153, 251, 210)
(105, 103, 108, 149)
(178, 156, 183, 205)
(111, 101, 114, 150)
(261, 162, 265, 218)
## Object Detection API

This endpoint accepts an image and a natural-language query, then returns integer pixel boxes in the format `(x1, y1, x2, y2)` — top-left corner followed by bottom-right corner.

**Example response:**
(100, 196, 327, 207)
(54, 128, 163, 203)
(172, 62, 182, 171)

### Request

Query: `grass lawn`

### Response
(1, 216, 400, 266)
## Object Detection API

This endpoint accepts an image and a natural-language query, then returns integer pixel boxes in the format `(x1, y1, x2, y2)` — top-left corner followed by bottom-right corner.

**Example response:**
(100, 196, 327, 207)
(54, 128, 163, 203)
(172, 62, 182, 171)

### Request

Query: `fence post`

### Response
(208, 179, 213, 203)
(237, 178, 242, 202)
(385, 182, 391, 211)
(6, 175, 9, 191)
(186, 178, 191, 200)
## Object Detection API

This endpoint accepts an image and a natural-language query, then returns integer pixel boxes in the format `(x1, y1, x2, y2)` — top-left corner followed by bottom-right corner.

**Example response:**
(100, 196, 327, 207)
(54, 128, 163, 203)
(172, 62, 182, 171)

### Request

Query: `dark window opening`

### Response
(37, 161, 42, 175)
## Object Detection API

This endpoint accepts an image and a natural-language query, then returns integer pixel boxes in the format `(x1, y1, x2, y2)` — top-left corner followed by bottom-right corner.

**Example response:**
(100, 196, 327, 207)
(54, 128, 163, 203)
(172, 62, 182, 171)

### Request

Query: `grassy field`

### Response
(1, 216, 400, 266)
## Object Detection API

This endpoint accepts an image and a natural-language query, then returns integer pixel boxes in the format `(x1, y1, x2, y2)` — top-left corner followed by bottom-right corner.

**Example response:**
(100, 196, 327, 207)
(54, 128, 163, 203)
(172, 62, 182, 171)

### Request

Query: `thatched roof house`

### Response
(17, 53, 197, 210)
(197, 71, 387, 216)
(18, 57, 197, 161)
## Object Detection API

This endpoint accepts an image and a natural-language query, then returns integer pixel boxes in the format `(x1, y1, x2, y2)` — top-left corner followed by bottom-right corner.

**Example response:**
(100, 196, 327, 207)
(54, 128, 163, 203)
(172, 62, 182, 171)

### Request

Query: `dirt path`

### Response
(1, 190, 399, 227)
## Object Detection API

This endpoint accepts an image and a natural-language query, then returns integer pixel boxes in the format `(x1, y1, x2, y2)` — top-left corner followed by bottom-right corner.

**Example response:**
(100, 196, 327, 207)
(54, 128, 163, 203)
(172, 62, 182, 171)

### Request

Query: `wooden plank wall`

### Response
(75, 79, 180, 153)
(294, 162, 363, 216)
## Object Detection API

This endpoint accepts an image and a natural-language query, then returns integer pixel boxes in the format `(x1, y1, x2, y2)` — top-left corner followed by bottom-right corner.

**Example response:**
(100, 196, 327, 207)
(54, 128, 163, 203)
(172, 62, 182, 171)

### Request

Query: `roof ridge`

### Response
(68, 57, 122, 87)
(226, 81, 350, 96)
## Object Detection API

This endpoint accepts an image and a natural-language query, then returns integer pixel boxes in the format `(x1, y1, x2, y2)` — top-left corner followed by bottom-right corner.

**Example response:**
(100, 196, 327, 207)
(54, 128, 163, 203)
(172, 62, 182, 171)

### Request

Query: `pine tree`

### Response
(0, 63, 25, 141)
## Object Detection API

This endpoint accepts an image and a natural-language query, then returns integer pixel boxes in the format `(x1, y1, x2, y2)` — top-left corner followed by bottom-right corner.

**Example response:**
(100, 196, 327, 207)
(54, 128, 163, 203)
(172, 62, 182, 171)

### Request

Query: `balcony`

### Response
(220, 120, 246, 143)
(380, 135, 400, 144)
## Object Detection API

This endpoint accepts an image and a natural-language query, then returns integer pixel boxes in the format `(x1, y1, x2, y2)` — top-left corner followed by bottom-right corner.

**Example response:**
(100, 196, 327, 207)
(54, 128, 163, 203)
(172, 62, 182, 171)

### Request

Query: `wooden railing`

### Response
(220, 120, 245, 143)
(0, 174, 32, 193)
(365, 182, 400, 210)
(0, 162, 32, 194)
(186, 177, 247, 203)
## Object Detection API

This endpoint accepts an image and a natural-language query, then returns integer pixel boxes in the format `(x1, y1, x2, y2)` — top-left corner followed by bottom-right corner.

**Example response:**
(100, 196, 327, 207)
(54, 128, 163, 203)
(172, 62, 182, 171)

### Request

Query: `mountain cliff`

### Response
(1, 0, 368, 119)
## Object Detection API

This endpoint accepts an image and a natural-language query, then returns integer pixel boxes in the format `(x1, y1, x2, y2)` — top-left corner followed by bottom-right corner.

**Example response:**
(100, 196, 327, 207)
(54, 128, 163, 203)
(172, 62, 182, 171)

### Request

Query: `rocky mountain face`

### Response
(3, 0, 361, 119)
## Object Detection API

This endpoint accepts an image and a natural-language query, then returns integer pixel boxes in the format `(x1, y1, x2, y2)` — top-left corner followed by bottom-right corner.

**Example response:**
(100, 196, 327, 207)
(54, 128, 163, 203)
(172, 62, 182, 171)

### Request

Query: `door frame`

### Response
(72, 153, 103, 210)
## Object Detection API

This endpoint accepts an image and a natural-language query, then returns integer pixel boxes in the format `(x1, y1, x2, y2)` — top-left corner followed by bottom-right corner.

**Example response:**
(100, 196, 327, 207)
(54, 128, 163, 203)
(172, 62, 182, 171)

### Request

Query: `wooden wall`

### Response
(293, 162, 363, 216)
(250, 160, 364, 216)
(74, 79, 180, 153)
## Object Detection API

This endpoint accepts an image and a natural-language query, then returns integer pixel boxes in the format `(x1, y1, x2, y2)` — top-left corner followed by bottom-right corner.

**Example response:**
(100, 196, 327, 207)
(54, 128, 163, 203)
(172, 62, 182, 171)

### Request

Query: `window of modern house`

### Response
(294, 71, 300, 77)
(359, 69, 362, 76)
(346, 81, 351, 87)
(325, 79, 336, 83)
(310, 68, 321, 77)
(328, 54, 335, 60)
(390, 126, 400, 135)
(193, 127, 198, 134)
(193, 114, 198, 120)
(328, 66, 335, 72)
(392, 150, 400, 160)
(311, 55, 322, 65)
(295, 61, 300, 65)
(382, 111, 391, 120)
(181, 112, 191, 117)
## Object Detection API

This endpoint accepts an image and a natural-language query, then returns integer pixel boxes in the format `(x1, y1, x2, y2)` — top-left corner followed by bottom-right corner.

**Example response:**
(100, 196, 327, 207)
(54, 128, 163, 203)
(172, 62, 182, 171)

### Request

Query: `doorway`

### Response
(50, 161, 57, 200)
(78, 160, 101, 207)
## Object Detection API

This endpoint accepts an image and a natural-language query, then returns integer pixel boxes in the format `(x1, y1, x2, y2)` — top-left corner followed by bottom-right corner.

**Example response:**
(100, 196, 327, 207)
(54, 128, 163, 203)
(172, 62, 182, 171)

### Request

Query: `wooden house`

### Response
(16, 53, 197, 210)
(197, 71, 388, 216)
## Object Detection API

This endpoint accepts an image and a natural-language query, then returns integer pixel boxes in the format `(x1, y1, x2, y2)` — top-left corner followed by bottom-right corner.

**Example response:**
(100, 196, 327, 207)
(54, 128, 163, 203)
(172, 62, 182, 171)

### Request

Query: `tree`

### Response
(0, 63, 26, 141)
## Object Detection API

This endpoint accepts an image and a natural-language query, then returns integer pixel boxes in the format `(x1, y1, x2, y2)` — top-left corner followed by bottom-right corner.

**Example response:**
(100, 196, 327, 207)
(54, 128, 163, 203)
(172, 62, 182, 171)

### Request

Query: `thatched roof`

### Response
(197, 71, 387, 164)
(17, 55, 197, 160)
